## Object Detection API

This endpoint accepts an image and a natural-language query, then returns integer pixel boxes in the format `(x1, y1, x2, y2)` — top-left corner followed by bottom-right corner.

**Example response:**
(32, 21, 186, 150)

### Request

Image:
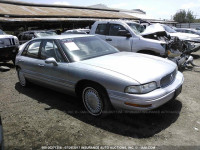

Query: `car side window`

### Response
(18, 34, 22, 41)
(40, 40, 64, 62)
(29, 33, 35, 40)
(25, 40, 41, 58)
(109, 24, 128, 36)
(21, 33, 26, 41)
(24, 33, 30, 40)
(95, 24, 107, 35)
(185, 30, 190, 33)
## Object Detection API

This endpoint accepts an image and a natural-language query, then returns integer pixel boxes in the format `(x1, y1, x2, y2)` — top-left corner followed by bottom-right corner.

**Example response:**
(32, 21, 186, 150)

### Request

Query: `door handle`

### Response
(106, 38, 112, 41)
(38, 64, 44, 67)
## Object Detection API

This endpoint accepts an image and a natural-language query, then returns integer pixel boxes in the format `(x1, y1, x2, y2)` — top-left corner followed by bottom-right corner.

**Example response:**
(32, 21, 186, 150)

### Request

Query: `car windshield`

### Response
(162, 25, 177, 33)
(0, 29, 6, 35)
(35, 31, 57, 37)
(60, 36, 119, 61)
(127, 23, 145, 35)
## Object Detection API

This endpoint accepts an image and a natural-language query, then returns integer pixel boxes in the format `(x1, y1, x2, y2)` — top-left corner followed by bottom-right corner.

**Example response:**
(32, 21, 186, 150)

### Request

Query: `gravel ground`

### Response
(0, 52, 200, 150)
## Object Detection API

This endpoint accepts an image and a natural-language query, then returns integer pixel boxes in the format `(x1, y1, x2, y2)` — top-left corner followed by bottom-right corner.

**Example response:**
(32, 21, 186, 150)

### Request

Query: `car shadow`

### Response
(15, 82, 182, 138)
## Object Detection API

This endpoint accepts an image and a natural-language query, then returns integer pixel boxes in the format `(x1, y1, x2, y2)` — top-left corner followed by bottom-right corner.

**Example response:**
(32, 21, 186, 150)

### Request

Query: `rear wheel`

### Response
(17, 68, 27, 87)
(82, 84, 112, 117)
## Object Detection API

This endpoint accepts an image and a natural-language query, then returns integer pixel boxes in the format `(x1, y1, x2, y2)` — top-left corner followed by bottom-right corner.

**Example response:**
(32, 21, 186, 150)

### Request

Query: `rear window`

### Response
(95, 24, 107, 35)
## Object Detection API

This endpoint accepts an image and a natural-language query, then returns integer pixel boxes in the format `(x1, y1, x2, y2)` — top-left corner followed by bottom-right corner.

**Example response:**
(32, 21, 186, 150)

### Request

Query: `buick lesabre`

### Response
(15, 35, 184, 116)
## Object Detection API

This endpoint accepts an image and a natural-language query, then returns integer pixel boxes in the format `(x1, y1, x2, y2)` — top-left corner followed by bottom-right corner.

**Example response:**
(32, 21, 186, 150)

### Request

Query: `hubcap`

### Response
(18, 69, 26, 86)
(83, 87, 102, 115)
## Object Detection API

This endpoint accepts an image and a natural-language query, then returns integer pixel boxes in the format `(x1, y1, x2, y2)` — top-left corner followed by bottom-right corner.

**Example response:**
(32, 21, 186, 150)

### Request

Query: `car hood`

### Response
(0, 34, 15, 39)
(80, 52, 176, 84)
(141, 23, 166, 36)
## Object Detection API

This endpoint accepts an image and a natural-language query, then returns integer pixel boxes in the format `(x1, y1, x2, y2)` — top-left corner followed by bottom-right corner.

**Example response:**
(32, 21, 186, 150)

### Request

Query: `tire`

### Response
(17, 68, 27, 87)
(82, 84, 112, 117)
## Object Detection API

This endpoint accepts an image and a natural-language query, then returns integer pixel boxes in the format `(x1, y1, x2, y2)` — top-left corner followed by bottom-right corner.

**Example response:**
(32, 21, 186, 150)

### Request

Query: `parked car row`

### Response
(6, 21, 200, 117)
(2, 21, 200, 67)
(90, 21, 200, 68)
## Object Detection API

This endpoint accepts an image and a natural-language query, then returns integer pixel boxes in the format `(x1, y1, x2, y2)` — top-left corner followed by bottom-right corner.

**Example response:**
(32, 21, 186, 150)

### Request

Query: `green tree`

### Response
(173, 10, 187, 23)
(186, 10, 195, 23)
(173, 10, 195, 23)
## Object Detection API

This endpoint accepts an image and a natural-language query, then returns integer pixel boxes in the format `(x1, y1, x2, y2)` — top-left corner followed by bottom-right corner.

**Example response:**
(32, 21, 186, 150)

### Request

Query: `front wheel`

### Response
(17, 68, 27, 87)
(82, 84, 112, 117)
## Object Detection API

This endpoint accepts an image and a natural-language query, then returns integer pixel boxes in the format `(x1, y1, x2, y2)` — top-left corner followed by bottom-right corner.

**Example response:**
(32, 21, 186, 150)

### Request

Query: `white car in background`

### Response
(143, 24, 200, 42)
(175, 28, 200, 36)
(90, 20, 167, 56)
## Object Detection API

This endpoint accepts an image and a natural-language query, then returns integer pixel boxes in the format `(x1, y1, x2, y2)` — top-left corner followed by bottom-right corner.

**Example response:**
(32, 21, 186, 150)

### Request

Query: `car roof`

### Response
(34, 34, 94, 40)
(21, 30, 56, 34)
(95, 20, 139, 24)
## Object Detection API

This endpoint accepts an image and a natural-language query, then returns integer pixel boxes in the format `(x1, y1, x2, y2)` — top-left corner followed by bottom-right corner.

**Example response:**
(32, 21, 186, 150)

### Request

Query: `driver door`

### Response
(36, 40, 72, 90)
(106, 23, 133, 52)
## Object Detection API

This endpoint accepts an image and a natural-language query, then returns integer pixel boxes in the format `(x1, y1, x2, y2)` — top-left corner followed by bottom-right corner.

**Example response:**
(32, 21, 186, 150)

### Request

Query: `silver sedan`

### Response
(15, 35, 184, 116)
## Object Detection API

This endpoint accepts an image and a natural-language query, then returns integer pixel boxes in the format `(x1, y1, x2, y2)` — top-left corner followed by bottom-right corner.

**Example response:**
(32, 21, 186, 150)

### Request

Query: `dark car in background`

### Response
(0, 29, 19, 64)
(18, 30, 57, 44)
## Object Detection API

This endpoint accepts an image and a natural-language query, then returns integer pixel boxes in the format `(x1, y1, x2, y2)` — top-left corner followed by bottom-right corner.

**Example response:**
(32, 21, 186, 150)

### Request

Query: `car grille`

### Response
(160, 69, 177, 88)
(9, 38, 15, 45)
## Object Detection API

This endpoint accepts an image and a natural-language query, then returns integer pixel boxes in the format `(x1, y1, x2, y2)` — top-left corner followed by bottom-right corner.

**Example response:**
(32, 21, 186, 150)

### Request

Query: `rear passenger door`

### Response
(106, 24, 132, 52)
(20, 40, 42, 81)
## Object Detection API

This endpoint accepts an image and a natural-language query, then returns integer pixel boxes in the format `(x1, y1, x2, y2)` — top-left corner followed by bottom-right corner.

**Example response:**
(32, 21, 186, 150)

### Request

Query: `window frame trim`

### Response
(39, 39, 68, 63)
(21, 39, 42, 59)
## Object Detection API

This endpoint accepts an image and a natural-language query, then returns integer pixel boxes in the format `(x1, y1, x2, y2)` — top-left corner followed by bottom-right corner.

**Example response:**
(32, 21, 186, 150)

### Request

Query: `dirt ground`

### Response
(0, 52, 200, 150)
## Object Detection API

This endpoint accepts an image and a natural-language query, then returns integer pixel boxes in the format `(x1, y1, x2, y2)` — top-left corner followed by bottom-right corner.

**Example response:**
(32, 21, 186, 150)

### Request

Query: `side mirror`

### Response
(118, 30, 132, 37)
(45, 57, 58, 66)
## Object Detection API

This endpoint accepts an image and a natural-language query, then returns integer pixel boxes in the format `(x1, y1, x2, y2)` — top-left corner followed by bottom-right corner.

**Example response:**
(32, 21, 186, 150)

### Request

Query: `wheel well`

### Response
(75, 80, 108, 97)
(137, 50, 159, 56)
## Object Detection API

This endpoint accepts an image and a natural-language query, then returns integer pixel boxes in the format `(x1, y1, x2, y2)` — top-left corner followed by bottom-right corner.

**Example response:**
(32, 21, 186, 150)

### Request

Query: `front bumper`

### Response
(107, 71, 184, 111)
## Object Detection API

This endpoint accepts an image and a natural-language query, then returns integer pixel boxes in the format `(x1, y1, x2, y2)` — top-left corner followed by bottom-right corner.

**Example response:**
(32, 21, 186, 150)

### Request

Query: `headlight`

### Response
(125, 82, 157, 94)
